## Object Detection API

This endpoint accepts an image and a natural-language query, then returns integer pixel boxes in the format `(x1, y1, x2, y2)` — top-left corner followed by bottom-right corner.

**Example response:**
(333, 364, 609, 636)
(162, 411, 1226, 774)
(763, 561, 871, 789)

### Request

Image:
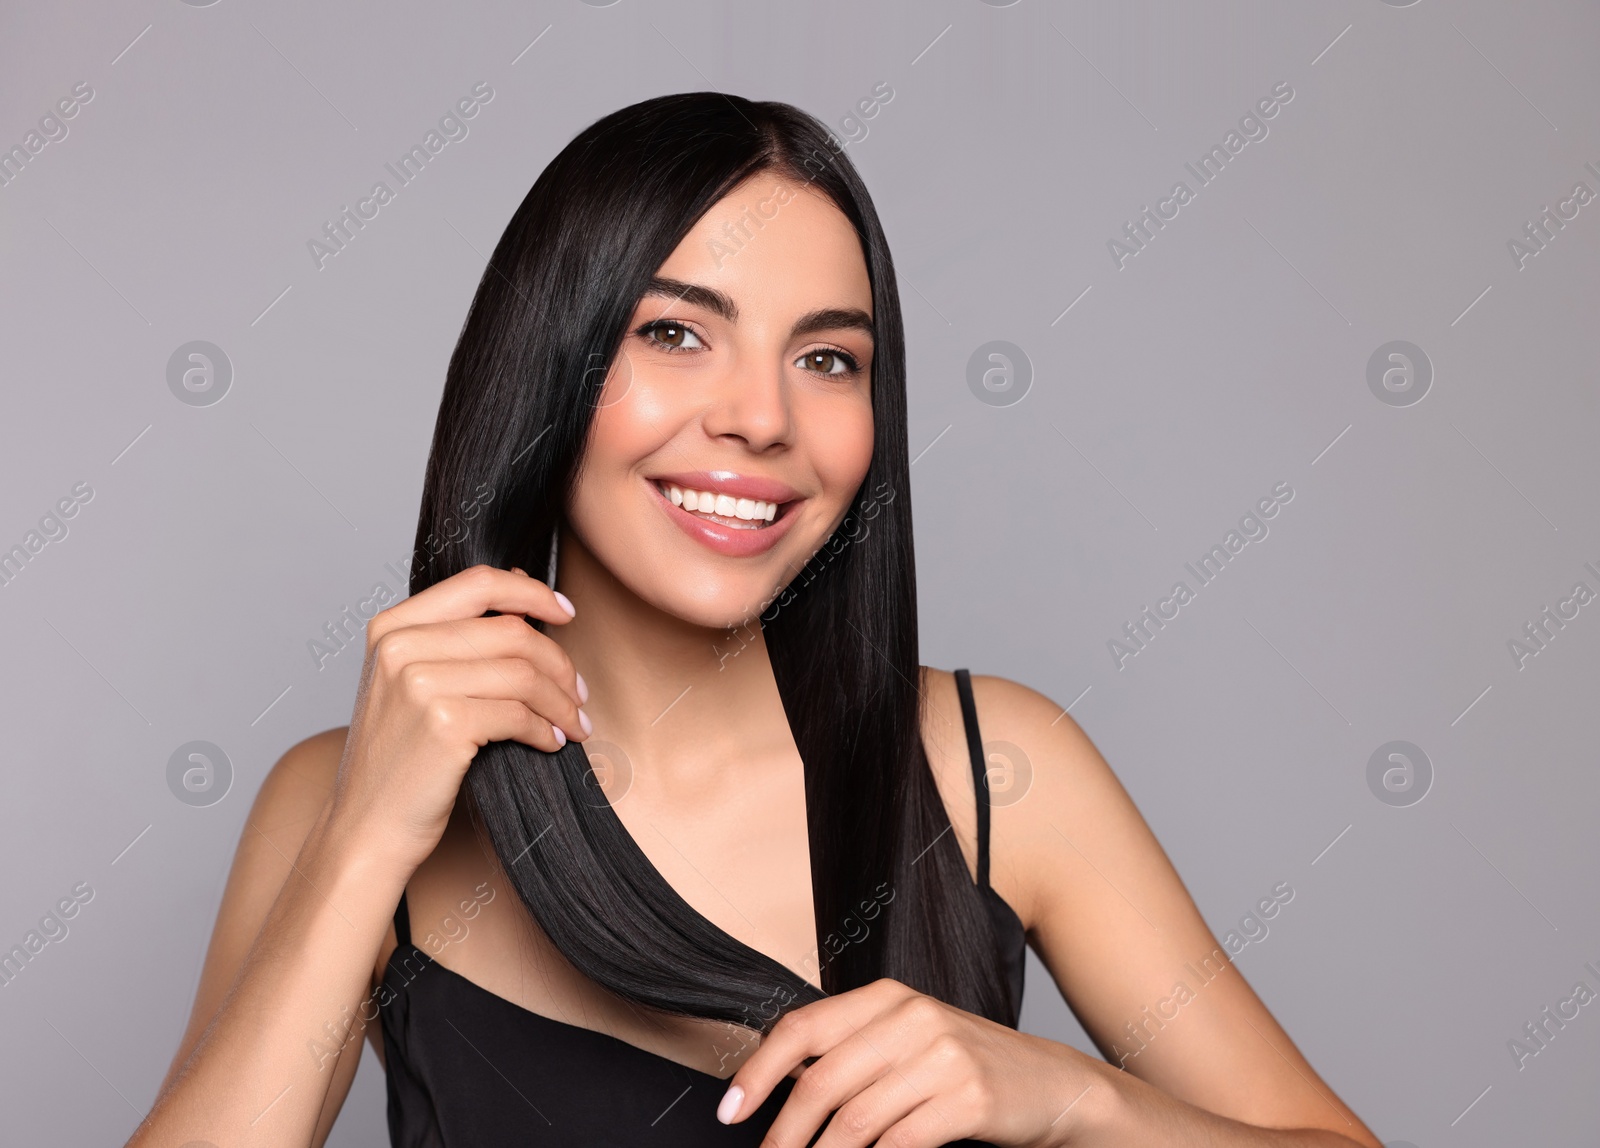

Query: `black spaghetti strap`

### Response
(394, 888, 411, 947)
(953, 668, 991, 889)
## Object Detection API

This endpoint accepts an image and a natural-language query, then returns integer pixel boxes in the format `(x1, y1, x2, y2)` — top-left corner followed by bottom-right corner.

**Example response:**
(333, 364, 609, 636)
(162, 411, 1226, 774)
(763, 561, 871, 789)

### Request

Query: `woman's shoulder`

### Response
(211, 726, 355, 979)
(918, 667, 1121, 934)
(252, 726, 349, 833)
(223, 725, 351, 923)
(158, 726, 354, 1095)
(918, 665, 1101, 788)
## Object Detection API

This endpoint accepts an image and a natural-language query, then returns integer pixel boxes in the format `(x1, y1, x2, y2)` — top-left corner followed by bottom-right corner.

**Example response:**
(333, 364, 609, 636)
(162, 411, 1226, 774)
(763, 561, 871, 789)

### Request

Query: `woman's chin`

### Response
(683, 596, 782, 634)
(639, 580, 791, 635)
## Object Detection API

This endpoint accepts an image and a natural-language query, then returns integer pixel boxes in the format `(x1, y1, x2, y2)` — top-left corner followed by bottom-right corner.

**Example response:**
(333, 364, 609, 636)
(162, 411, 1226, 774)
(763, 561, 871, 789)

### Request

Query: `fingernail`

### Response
(554, 591, 576, 617)
(511, 566, 526, 575)
(578, 708, 592, 736)
(575, 671, 589, 704)
(716, 1084, 743, 1125)
(553, 727, 567, 748)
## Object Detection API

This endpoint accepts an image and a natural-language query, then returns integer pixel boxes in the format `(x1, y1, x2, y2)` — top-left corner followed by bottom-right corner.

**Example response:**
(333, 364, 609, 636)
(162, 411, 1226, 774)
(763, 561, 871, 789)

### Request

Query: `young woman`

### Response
(129, 93, 1382, 1148)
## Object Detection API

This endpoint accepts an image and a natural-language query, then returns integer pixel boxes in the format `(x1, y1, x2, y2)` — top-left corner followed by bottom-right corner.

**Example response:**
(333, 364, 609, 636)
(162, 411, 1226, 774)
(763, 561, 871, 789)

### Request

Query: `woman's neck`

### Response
(543, 526, 796, 792)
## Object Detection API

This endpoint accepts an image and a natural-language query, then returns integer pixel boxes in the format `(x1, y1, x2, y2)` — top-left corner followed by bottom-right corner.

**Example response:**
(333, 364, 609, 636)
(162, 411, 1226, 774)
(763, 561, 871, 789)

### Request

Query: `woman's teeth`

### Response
(660, 483, 779, 528)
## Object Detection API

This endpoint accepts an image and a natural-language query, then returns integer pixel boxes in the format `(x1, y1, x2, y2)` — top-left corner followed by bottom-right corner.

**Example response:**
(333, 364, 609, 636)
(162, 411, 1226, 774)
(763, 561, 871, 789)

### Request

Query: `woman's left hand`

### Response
(716, 977, 1108, 1147)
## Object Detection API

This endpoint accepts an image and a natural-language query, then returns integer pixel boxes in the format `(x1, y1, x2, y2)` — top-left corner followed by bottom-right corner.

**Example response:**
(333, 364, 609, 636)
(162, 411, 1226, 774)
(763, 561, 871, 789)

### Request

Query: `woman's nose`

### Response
(701, 353, 793, 451)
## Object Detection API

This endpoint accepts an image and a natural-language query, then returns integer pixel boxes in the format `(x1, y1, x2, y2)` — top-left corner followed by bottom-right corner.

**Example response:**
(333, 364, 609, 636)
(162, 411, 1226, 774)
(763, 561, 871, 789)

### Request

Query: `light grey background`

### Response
(2, 0, 1596, 1144)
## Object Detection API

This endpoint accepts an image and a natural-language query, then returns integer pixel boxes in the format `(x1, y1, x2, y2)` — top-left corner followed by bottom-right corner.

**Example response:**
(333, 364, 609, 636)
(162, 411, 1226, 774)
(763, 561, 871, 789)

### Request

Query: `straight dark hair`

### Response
(409, 91, 1014, 1036)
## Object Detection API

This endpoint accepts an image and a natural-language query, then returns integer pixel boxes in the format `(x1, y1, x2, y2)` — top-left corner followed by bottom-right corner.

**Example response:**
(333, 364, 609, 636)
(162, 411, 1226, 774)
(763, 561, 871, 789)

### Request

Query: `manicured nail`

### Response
(578, 708, 592, 736)
(716, 1084, 743, 1124)
(554, 591, 576, 617)
(553, 727, 567, 748)
(511, 566, 527, 575)
(575, 671, 589, 704)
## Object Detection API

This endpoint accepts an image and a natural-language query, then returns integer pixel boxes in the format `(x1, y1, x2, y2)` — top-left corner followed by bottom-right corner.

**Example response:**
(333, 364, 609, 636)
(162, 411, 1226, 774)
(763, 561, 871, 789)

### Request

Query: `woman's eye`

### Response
(639, 320, 704, 352)
(797, 348, 861, 377)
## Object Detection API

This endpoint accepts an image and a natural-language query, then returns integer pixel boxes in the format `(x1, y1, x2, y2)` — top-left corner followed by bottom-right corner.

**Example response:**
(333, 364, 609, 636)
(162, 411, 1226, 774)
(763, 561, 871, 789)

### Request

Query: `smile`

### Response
(646, 473, 804, 558)
(657, 482, 778, 529)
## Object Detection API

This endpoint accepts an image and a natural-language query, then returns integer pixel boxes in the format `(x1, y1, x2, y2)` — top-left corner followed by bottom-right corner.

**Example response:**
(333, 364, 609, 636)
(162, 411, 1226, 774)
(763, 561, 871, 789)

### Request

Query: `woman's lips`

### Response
(648, 470, 801, 504)
(649, 479, 801, 558)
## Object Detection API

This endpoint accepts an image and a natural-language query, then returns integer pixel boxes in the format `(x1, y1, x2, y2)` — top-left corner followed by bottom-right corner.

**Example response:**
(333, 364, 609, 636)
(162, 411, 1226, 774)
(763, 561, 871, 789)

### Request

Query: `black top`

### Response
(378, 667, 1027, 1146)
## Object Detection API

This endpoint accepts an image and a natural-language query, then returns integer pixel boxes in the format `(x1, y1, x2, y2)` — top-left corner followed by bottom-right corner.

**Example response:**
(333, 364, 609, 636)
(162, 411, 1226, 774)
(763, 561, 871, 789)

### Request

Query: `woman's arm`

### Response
(968, 672, 1382, 1146)
(126, 565, 590, 1147)
(128, 729, 408, 1147)
(140, 728, 382, 1147)
(714, 668, 1383, 1145)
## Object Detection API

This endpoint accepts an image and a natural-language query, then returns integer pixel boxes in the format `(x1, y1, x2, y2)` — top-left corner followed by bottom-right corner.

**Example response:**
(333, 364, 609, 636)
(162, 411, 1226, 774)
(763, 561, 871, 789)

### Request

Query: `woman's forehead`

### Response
(650, 179, 872, 316)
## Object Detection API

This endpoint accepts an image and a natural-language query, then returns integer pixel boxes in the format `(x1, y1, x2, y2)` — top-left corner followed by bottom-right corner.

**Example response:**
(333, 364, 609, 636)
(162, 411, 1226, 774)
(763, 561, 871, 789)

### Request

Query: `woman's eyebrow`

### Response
(792, 307, 875, 342)
(643, 276, 734, 320)
(641, 276, 874, 342)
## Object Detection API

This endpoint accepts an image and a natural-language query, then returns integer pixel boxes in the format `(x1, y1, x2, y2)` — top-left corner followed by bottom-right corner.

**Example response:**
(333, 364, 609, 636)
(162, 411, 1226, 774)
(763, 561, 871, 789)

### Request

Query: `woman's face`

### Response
(565, 174, 877, 630)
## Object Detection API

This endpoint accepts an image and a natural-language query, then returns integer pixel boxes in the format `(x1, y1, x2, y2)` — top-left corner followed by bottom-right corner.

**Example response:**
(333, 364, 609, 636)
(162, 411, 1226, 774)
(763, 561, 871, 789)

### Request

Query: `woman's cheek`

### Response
(810, 394, 873, 489)
(841, 416, 877, 513)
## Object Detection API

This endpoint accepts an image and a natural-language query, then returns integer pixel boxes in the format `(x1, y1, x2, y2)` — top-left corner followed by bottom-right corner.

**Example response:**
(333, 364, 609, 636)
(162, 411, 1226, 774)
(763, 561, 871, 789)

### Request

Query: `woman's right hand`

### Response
(328, 563, 590, 873)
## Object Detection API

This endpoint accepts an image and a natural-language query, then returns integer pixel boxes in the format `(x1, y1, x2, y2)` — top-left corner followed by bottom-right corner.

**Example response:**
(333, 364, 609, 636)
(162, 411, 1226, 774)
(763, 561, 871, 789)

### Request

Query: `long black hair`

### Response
(409, 91, 1015, 1036)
